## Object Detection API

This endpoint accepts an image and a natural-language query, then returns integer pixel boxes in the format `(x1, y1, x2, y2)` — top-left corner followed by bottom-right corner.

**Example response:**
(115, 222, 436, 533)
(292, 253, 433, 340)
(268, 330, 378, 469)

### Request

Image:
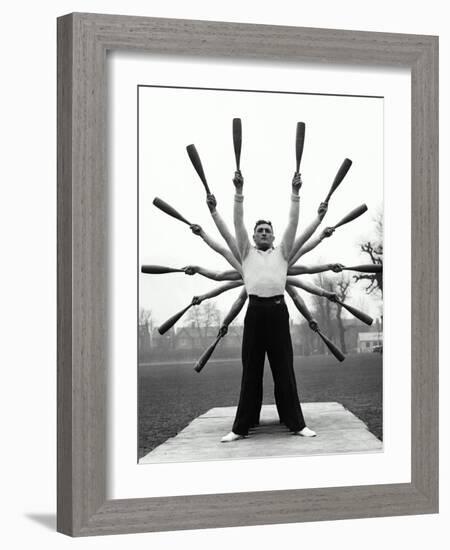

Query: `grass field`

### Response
(138, 353, 382, 459)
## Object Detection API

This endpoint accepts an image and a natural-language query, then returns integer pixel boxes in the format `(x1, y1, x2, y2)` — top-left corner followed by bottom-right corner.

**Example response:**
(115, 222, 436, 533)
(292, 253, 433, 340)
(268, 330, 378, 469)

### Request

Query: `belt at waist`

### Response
(248, 294, 285, 305)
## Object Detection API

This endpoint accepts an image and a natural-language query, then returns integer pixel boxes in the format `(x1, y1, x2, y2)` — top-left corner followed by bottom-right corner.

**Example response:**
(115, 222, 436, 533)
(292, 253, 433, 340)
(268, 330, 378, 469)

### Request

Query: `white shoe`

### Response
(221, 431, 244, 443)
(294, 427, 316, 437)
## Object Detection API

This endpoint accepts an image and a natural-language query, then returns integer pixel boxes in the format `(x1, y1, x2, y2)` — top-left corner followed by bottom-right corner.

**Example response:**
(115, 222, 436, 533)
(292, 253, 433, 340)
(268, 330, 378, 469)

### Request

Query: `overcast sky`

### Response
(138, 86, 383, 327)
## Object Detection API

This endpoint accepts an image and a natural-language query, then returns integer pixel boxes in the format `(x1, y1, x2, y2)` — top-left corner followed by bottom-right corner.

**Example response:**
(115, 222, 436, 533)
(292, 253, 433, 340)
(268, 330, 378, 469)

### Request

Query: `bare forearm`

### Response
(285, 285, 314, 322)
(200, 231, 242, 271)
(289, 234, 323, 264)
(199, 280, 244, 301)
(195, 266, 242, 281)
(286, 276, 329, 297)
(222, 288, 248, 326)
(288, 263, 334, 275)
(211, 210, 241, 261)
(289, 215, 321, 262)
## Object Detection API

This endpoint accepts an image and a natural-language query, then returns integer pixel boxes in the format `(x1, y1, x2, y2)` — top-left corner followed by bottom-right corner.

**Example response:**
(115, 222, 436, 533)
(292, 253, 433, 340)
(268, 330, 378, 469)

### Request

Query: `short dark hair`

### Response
(253, 219, 273, 232)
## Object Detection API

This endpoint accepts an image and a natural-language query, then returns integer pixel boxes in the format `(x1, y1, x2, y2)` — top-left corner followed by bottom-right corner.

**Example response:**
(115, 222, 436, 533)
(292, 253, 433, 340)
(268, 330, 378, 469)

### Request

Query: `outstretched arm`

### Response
(280, 173, 302, 259)
(285, 285, 319, 331)
(218, 288, 248, 336)
(289, 202, 328, 262)
(183, 265, 242, 281)
(286, 284, 345, 361)
(288, 263, 344, 276)
(190, 224, 242, 272)
(194, 288, 249, 372)
(206, 194, 241, 262)
(192, 280, 244, 304)
(286, 276, 337, 299)
(233, 171, 251, 260)
(289, 226, 336, 265)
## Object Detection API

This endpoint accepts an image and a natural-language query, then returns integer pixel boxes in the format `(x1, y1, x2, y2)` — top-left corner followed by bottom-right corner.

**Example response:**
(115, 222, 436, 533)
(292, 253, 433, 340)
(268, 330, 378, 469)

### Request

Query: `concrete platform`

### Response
(139, 402, 382, 464)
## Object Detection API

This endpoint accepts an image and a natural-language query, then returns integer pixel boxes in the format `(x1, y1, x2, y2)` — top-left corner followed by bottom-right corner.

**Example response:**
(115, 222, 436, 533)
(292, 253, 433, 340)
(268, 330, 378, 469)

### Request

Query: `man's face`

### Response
(253, 223, 275, 250)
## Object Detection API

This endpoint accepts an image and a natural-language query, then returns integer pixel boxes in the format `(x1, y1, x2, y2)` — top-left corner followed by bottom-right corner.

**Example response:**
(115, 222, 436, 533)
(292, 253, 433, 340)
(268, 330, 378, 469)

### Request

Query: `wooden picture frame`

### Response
(57, 12, 438, 536)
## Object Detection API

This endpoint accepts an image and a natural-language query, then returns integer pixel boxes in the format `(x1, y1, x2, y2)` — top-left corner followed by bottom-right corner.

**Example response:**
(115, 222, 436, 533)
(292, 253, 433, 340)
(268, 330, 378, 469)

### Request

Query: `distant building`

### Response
(150, 326, 177, 350)
(341, 319, 375, 353)
(358, 331, 383, 353)
(221, 325, 244, 348)
(175, 325, 244, 350)
(290, 318, 380, 356)
(175, 326, 216, 349)
(140, 314, 384, 360)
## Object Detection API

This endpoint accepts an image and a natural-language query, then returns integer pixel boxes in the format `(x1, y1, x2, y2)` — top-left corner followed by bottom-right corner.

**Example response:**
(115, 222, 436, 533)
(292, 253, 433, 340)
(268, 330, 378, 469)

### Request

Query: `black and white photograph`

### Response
(138, 85, 384, 464)
(1, 0, 444, 544)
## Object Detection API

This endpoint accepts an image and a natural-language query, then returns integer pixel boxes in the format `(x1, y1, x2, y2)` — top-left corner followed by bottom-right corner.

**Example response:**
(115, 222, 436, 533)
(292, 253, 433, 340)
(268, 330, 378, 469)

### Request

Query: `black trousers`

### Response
(232, 295, 306, 436)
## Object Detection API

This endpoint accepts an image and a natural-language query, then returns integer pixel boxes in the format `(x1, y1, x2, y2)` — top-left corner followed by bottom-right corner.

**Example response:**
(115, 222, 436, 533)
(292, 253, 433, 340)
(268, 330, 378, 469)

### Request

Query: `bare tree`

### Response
(310, 273, 352, 353)
(311, 273, 336, 354)
(334, 275, 352, 353)
(354, 210, 383, 295)
(185, 302, 221, 347)
(138, 308, 153, 355)
(293, 318, 317, 356)
(139, 307, 153, 327)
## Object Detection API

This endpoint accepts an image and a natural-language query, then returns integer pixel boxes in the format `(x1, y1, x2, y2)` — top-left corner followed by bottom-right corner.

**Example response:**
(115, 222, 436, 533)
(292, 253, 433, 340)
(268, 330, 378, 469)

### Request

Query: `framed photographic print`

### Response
(136, 82, 385, 467)
(57, 13, 438, 536)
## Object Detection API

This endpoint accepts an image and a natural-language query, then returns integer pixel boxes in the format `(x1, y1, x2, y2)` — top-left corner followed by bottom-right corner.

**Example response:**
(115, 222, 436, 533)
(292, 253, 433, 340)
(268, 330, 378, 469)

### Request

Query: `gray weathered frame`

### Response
(57, 12, 438, 536)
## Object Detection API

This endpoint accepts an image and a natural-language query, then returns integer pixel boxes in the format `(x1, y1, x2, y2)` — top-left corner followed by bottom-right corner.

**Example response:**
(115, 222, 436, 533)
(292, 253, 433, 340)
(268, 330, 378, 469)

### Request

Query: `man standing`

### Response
(221, 170, 316, 442)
